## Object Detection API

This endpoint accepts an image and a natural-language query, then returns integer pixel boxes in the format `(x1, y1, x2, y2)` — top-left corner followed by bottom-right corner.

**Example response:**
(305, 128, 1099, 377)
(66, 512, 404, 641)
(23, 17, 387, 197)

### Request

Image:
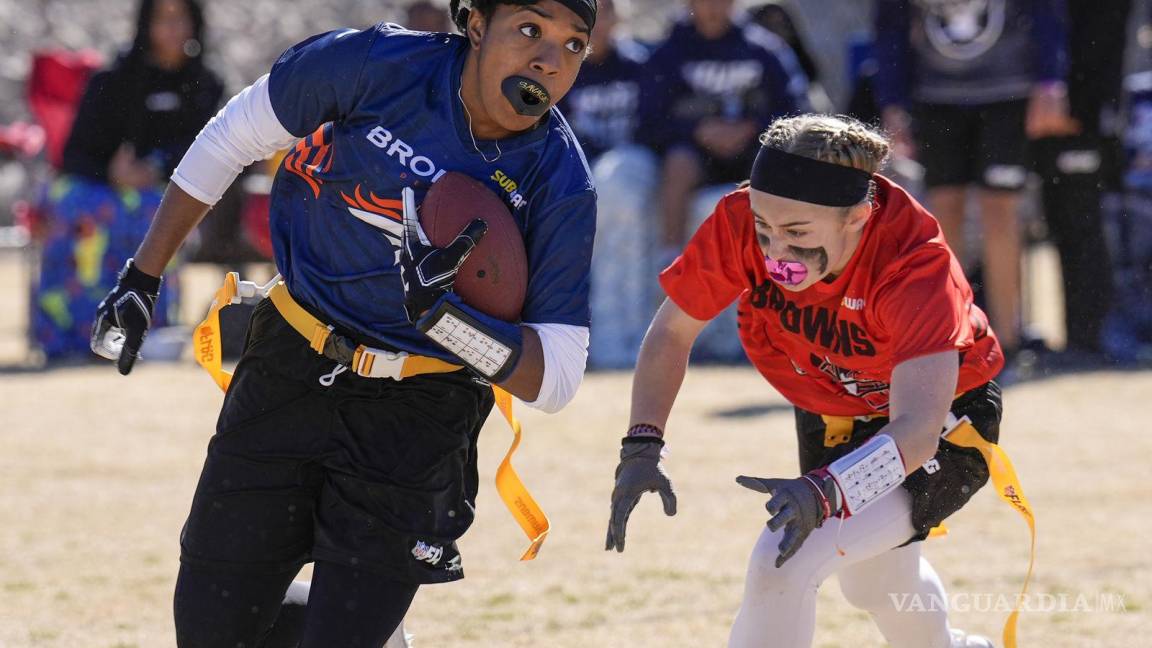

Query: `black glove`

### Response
(90, 258, 162, 375)
(736, 471, 839, 567)
(399, 186, 487, 323)
(606, 438, 677, 552)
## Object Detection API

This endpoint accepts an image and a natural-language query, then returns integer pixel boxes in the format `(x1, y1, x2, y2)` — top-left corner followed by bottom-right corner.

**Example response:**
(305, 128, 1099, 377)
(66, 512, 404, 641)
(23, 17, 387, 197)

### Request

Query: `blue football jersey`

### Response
(264, 24, 597, 361)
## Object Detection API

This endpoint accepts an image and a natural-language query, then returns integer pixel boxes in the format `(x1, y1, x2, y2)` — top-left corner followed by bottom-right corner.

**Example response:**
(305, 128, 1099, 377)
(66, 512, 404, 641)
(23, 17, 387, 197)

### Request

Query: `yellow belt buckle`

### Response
(821, 415, 854, 447)
(351, 345, 372, 377)
(310, 323, 333, 354)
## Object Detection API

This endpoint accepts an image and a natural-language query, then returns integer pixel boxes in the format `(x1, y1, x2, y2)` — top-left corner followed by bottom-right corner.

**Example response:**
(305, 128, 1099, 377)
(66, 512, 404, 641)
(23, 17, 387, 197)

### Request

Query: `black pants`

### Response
(1032, 134, 1116, 352)
(175, 561, 416, 648)
(174, 298, 494, 646)
(795, 381, 1003, 542)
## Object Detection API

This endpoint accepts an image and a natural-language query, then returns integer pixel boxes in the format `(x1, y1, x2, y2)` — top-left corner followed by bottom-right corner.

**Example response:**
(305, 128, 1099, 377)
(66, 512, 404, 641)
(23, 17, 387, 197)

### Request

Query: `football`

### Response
(419, 171, 528, 322)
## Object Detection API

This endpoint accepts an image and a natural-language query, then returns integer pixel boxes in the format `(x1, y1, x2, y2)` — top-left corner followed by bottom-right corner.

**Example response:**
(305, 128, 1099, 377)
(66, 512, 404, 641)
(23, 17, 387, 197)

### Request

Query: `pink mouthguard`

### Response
(765, 256, 808, 286)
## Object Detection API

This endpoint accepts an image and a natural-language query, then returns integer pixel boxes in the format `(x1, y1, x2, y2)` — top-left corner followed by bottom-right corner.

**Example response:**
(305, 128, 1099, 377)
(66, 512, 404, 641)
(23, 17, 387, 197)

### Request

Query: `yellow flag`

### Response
(946, 421, 1037, 648)
(492, 386, 551, 560)
(193, 271, 239, 392)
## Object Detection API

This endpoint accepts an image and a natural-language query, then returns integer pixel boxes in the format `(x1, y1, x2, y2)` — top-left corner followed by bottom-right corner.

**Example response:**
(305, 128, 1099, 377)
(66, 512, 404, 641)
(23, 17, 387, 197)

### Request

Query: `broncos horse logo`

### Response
(340, 184, 404, 241)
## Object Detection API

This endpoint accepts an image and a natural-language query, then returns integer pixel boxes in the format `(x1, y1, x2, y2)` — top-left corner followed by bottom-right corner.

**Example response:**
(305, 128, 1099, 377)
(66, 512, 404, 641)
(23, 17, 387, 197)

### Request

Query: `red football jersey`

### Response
(660, 175, 1003, 416)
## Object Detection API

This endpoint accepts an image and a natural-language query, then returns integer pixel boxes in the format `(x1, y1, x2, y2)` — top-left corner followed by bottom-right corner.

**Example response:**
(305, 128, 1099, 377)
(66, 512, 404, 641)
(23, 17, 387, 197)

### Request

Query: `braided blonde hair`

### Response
(759, 114, 891, 204)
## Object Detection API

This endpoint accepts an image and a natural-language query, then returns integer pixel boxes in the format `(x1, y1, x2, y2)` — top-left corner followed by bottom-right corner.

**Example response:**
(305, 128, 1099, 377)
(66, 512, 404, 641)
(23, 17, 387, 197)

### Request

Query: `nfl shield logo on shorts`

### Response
(411, 540, 444, 566)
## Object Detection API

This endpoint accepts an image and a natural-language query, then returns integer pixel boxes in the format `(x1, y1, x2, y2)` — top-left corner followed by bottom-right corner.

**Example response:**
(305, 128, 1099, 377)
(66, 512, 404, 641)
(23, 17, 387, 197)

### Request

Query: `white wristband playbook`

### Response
(826, 433, 906, 516)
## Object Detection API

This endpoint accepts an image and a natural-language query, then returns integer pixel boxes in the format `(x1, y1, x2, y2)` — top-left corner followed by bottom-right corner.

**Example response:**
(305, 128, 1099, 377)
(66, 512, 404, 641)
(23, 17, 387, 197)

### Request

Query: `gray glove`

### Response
(606, 439, 677, 552)
(736, 472, 839, 567)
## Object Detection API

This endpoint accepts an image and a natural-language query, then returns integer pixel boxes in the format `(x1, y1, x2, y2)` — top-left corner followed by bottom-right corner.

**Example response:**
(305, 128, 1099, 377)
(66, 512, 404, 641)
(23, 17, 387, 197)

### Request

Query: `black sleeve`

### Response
(198, 73, 226, 120)
(1067, 0, 1132, 121)
(162, 70, 226, 176)
(59, 70, 124, 181)
(186, 71, 225, 135)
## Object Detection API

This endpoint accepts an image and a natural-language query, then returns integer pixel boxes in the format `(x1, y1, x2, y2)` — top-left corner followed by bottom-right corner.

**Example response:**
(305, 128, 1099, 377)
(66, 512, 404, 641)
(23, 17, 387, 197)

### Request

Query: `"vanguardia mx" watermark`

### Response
(888, 592, 1128, 614)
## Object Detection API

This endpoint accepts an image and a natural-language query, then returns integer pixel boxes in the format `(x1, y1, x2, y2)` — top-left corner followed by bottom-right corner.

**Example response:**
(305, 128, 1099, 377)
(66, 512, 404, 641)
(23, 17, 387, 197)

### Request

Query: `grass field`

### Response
(1, 258, 1149, 647)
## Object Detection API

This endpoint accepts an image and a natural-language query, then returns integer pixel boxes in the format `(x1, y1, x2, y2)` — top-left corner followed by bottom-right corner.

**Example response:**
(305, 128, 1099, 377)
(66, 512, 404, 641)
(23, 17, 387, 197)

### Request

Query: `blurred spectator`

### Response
(643, 0, 809, 361)
(559, 0, 649, 161)
(873, 0, 1070, 357)
(1031, 0, 1132, 361)
(1103, 4, 1152, 364)
(645, 0, 809, 250)
(405, 0, 452, 33)
(747, 2, 832, 112)
(558, 0, 658, 369)
(842, 39, 929, 201)
(845, 54, 882, 126)
(33, 0, 223, 362)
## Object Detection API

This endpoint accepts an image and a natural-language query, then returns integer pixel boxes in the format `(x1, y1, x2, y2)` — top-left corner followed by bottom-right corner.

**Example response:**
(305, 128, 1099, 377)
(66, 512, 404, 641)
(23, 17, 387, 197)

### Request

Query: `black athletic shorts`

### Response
(178, 298, 494, 584)
(795, 380, 1002, 543)
(912, 101, 1029, 191)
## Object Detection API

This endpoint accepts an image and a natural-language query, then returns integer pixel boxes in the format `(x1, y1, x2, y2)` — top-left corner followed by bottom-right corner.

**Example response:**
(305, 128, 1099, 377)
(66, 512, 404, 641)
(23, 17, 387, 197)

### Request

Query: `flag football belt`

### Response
(267, 281, 461, 380)
(821, 411, 1036, 648)
(194, 272, 550, 561)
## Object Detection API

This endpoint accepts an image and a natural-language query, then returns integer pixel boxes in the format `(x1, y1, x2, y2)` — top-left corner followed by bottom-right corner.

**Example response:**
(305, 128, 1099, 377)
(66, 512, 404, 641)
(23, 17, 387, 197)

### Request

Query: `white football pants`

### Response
(729, 489, 957, 648)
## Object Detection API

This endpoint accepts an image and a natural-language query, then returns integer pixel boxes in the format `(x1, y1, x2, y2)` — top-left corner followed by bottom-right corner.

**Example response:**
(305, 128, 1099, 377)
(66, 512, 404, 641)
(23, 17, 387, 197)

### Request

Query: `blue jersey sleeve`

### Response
(873, 0, 912, 109)
(522, 190, 597, 326)
(1031, 0, 1069, 83)
(267, 27, 381, 137)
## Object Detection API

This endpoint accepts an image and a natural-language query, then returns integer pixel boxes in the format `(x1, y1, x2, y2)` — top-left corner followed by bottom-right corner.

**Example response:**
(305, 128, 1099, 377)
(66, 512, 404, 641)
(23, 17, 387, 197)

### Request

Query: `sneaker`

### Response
(1039, 347, 1111, 373)
(950, 628, 995, 648)
(384, 620, 414, 648)
(996, 346, 1038, 386)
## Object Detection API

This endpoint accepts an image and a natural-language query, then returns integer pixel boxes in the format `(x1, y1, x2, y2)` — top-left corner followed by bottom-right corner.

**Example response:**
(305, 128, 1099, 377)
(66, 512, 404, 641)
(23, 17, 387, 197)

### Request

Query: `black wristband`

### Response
(621, 435, 665, 447)
(122, 258, 162, 294)
(626, 423, 664, 438)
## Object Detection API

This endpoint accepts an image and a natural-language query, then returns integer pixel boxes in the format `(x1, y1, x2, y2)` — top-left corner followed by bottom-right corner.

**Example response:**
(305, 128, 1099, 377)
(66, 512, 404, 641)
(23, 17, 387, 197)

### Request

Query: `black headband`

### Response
(750, 146, 872, 207)
(557, 0, 597, 31)
(455, 1, 596, 31)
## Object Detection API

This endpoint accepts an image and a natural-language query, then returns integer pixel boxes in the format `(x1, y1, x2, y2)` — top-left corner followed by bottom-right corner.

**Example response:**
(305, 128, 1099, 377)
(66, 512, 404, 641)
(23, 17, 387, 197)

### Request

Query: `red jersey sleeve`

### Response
(873, 244, 975, 365)
(659, 196, 749, 321)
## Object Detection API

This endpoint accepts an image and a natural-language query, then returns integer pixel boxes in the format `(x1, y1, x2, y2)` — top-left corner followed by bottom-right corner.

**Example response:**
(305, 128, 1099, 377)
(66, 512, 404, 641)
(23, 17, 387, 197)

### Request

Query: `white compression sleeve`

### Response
(522, 323, 589, 414)
(171, 74, 300, 205)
